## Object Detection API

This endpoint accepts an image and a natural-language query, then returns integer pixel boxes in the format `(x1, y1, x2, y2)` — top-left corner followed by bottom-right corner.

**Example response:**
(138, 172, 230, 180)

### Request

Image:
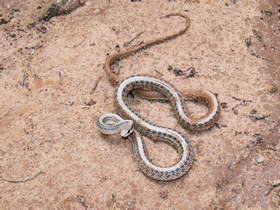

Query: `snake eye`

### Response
(120, 120, 134, 138)
(121, 128, 134, 138)
(127, 127, 134, 136)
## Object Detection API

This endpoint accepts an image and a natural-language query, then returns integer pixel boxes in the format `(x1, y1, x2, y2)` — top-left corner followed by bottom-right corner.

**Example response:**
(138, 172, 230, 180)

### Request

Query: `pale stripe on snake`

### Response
(97, 75, 220, 181)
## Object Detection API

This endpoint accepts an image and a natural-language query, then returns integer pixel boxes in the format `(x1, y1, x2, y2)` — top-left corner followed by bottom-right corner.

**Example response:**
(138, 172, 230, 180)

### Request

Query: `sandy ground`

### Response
(0, 0, 280, 209)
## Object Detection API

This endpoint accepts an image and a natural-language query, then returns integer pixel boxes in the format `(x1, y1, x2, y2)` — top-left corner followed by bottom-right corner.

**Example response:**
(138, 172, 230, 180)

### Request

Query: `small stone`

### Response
(0, 18, 9, 25)
(221, 102, 228, 109)
(84, 99, 96, 106)
(9, 33, 16, 38)
(250, 109, 257, 114)
(167, 65, 173, 71)
(245, 38, 251, 48)
(255, 156, 265, 164)
(173, 68, 184, 76)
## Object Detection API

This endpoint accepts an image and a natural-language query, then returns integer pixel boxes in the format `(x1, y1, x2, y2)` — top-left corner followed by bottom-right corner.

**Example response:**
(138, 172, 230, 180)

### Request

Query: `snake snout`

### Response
(120, 120, 134, 138)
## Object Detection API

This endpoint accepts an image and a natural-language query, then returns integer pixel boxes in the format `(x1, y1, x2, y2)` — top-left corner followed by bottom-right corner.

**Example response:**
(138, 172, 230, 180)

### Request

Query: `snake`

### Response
(97, 75, 220, 181)
(97, 14, 221, 181)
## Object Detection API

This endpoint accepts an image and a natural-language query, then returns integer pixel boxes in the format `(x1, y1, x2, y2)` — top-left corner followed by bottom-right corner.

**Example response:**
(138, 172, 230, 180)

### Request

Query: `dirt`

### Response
(0, 0, 279, 209)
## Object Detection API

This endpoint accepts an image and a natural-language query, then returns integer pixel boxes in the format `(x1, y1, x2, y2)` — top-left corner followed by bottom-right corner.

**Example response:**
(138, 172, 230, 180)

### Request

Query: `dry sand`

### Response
(0, 0, 280, 209)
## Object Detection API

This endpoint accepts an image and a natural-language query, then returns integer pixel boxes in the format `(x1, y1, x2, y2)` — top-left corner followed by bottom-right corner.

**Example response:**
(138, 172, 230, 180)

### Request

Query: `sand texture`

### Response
(0, 0, 280, 209)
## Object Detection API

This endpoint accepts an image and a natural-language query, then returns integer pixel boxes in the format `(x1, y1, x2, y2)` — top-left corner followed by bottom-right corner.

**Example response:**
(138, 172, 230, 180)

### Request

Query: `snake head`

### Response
(120, 120, 134, 138)
(97, 113, 134, 138)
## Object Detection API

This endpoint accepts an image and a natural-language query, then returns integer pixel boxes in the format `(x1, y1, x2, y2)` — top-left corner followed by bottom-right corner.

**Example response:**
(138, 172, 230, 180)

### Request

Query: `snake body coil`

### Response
(97, 75, 220, 181)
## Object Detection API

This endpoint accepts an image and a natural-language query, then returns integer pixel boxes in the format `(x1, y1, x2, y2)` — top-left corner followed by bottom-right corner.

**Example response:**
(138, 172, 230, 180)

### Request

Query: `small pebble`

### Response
(173, 68, 184, 76)
(245, 38, 251, 48)
(255, 156, 265, 164)
(221, 102, 228, 109)
(167, 65, 173, 71)
(84, 99, 96, 106)
(250, 109, 257, 114)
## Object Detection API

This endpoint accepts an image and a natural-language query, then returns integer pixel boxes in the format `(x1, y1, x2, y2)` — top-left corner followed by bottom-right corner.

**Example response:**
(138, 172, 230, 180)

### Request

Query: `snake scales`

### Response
(97, 14, 220, 181)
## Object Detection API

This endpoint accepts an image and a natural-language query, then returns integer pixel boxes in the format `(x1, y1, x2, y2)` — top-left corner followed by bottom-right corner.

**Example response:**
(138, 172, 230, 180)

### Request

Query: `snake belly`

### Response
(116, 75, 195, 181)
